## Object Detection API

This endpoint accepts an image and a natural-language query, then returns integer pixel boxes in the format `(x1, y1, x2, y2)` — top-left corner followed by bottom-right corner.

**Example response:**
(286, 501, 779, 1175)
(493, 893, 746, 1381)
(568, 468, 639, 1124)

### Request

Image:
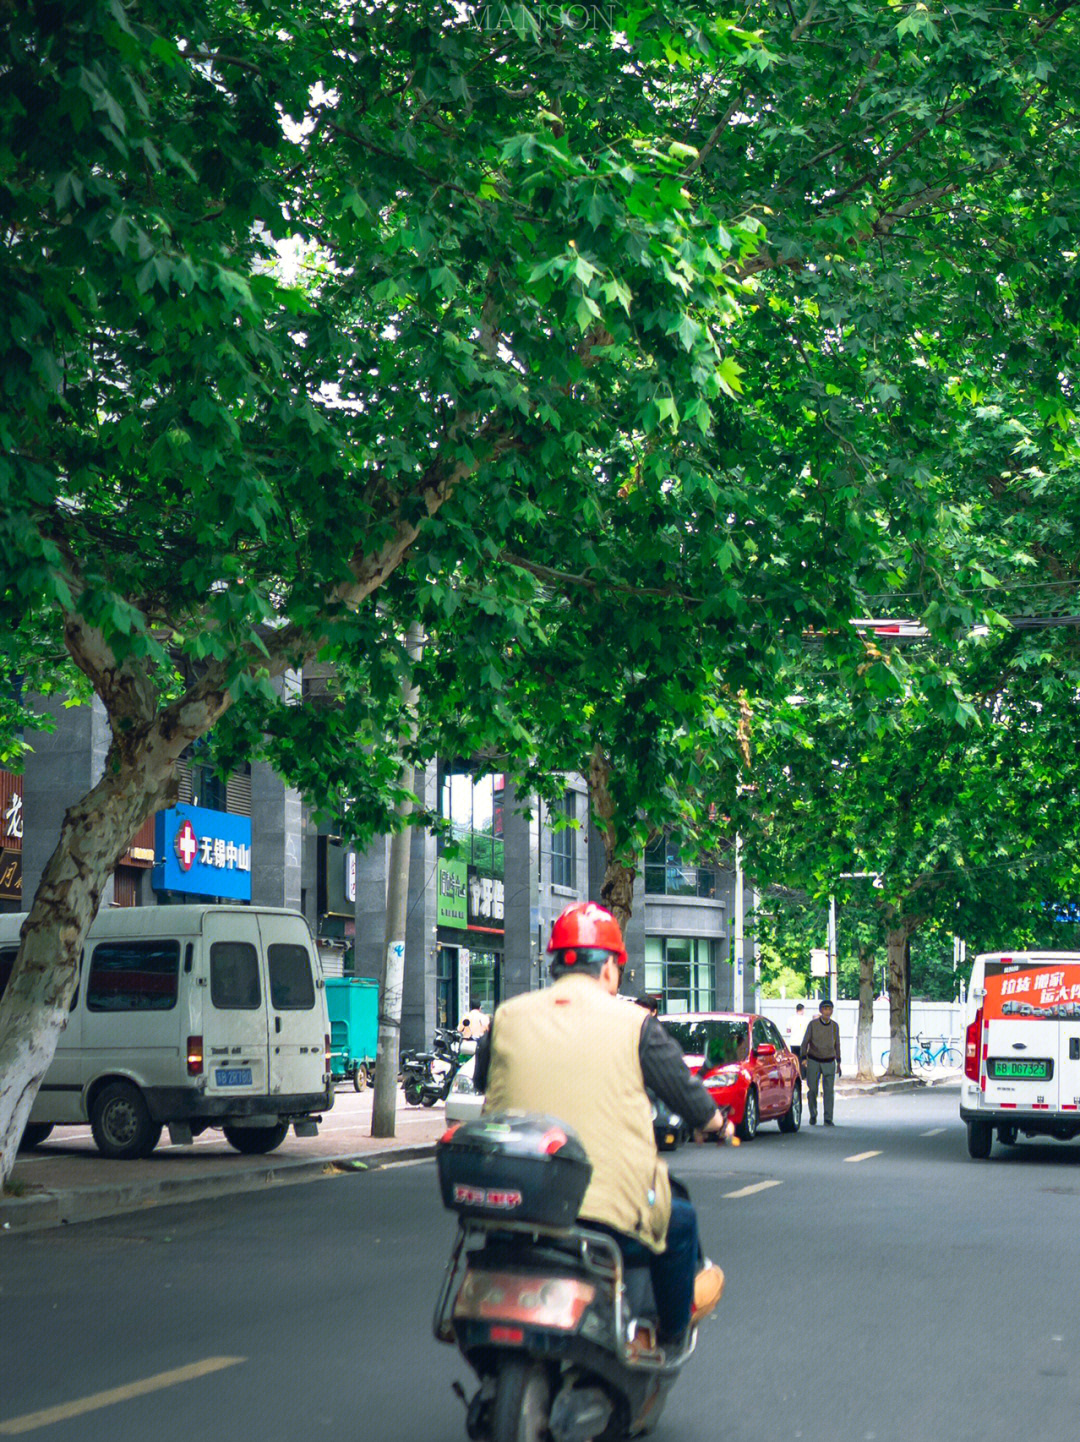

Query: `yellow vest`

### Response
(483, 973, 672, 1252)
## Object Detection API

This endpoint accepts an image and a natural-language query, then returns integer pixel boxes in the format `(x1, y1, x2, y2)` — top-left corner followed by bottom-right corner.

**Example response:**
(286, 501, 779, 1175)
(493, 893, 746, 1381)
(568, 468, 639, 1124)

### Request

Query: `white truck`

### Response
(960, 950, 1080, 1159)
(0, 905, 332, 1159)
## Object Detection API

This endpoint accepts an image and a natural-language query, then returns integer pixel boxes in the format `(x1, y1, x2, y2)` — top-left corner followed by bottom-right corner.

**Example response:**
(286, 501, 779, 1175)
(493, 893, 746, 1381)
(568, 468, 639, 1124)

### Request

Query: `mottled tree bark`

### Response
(884, 925, 913, 1077)
(856, 942, 877, 1081)
(587, 744, 637, 931)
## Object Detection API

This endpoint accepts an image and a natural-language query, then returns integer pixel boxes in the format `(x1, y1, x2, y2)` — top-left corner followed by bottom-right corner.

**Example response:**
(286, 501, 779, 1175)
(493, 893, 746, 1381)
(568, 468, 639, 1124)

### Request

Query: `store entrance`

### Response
(468, 950, 501, 1015)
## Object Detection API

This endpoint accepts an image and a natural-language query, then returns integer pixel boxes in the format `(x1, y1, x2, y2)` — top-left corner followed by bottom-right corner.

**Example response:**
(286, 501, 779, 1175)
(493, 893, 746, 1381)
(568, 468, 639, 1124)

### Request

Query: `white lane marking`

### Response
(0, 1357, 245, 1435)
(844, 1151, 882, 1163)
(723, 1180, 783, 1199)
(921, 1128, 945, 1137)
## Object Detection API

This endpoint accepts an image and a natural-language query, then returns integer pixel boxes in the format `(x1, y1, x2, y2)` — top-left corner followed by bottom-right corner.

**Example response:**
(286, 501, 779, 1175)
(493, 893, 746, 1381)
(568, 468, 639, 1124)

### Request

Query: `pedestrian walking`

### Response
(635, 993, 661, 1017)
(802, 999, 842, 1126)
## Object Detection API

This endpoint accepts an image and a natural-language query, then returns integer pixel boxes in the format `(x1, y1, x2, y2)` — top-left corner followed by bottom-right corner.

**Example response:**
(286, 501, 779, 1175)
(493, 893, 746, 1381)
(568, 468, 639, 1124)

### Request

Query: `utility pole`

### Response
(732, 835, 744, 1011)
(371, 622, 423, 1140)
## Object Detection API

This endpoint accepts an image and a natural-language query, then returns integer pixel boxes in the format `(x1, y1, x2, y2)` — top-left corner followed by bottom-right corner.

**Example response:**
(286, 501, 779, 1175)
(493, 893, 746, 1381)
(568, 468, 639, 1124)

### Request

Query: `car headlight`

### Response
(452, 1073, 476, 1095)
(710, 1067, 741, 1084)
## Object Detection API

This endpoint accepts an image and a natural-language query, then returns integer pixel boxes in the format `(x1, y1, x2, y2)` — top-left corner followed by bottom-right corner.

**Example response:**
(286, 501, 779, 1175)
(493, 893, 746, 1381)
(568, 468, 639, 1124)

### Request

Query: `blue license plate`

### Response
(215, 1068, 253, 1087)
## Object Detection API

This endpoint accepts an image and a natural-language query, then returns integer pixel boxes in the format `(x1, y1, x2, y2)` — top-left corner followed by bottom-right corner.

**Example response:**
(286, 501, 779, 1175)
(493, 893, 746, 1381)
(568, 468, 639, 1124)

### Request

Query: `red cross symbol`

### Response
(175, 819, 199, 872)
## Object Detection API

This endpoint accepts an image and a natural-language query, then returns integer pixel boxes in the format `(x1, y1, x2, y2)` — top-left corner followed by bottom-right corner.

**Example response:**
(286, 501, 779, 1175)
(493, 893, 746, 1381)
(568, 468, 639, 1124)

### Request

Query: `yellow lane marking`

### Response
(844, 1151, 882, 1163)
(0, 1357, 245, 1435)
(723, 1179, 783, 1199)
(921, 1128, 946, 1137)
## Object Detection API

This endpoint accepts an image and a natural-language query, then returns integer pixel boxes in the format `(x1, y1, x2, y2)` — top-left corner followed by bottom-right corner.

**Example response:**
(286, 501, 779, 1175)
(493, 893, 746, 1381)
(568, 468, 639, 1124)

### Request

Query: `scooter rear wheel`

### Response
(490, 1359, 551, 1442)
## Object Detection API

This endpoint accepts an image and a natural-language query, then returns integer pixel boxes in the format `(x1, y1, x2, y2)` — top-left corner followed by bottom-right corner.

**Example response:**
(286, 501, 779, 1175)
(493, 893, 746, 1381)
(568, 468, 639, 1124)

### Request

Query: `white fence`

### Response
(763, 998, 964, 1075)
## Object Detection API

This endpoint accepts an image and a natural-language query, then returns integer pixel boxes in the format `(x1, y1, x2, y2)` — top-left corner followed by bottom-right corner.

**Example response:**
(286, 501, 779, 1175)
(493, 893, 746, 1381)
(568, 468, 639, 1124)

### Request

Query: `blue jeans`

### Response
(605, 1196, 701, 1343)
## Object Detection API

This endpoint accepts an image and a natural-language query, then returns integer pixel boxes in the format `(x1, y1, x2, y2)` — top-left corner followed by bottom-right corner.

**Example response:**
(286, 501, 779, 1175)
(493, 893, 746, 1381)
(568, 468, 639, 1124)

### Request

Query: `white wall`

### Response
(763, 998, 964, 1074)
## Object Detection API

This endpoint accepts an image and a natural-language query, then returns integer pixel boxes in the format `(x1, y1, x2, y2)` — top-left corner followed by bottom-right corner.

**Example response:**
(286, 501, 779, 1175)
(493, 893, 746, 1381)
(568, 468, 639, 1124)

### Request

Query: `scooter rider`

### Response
(474, 901, 728, 1351)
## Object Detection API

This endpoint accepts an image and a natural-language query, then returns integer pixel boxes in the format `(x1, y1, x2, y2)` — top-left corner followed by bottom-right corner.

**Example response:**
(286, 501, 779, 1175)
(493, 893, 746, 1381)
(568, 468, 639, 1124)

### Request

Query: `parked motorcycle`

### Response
(402, 1027, 464, 1107)
(434, 1113, 713, 1442)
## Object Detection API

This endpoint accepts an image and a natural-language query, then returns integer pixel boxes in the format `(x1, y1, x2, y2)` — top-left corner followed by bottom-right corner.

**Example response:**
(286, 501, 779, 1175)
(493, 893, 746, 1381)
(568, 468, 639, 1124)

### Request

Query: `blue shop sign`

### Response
(152, 805, 252, 901)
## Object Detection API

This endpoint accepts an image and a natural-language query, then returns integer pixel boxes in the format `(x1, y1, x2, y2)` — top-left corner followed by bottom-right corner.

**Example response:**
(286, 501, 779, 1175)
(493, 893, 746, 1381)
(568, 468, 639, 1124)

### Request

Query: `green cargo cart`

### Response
(325, 977, 379, 1091)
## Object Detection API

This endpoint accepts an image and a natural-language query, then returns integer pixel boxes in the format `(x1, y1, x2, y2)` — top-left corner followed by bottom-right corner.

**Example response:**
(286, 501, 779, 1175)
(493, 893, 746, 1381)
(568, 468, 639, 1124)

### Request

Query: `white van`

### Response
(960, 950, 1080, 1158)
(0, 905, 333, 1160)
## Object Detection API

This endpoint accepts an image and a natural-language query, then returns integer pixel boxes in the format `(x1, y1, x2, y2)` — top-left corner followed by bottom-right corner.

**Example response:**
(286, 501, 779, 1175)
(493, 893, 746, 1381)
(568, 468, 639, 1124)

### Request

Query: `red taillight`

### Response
(489, 1325, 525, 1345)
(325, 1033, 331, 1074)
(441, 1122, 463, 1144)
(541, 1127, 567, 1155)
(964, 1008, 983, 1082)
(186, 1036, 204, 1076)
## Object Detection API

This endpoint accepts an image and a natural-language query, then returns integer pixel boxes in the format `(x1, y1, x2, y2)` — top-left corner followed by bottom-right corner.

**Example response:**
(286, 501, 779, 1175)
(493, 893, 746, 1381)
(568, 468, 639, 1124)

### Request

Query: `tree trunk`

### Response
(0, 737, 183, 1188)
(884, 926, 912, 1077)
(856, 943, 876, 1081)
(586, 744, 637, 932)
(371, 623, 423, 1140)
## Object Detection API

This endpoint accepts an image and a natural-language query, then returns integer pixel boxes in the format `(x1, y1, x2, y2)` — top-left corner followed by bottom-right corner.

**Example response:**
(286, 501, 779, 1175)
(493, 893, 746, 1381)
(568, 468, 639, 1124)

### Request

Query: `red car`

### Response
(660, 1011, 803, 1140)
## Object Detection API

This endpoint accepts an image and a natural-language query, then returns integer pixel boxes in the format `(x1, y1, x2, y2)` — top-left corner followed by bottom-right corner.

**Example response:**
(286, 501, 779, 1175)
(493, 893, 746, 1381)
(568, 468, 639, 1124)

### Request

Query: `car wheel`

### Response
(966, 1120, 993, 1159)
(222, 1123, 289, 1155)
(737, 1087, 759, 1142)
(90, 1082, 162, 1160)
(17, 1123, 54, 1151)
(778, 1084, 802, 1134)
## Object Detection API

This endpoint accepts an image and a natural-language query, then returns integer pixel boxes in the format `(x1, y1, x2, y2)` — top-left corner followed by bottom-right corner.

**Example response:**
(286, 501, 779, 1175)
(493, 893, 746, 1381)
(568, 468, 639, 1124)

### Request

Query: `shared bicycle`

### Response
(880, 1034, 963, 1071)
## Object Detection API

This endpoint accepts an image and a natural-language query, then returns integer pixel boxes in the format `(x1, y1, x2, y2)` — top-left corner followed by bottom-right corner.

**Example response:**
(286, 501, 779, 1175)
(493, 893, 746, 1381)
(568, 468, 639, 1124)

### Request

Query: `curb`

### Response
(837, 1070, 962, 1097)
(0, 1142, 438, 1235)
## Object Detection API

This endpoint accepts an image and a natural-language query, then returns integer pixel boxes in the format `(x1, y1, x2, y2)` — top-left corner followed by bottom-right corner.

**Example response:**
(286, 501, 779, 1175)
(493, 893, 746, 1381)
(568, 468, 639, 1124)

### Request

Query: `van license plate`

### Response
(988, 1058, 1050, 1080)
(215, 1068, 253, 1086)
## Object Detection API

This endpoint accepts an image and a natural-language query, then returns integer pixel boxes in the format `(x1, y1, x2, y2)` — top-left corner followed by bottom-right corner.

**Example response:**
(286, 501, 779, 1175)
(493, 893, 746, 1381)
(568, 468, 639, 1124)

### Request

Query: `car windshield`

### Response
(663, 1019, 750, 1067)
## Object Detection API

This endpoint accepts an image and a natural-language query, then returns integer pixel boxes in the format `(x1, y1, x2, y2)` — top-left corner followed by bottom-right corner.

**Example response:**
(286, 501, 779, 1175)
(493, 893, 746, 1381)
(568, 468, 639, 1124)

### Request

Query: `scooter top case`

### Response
(437, 1112, 592, 1227)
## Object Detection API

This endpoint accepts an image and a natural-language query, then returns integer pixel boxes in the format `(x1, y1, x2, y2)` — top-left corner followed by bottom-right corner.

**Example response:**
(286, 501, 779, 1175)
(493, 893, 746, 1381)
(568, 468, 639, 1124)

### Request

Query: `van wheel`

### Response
(998, 1125, 1019, 1147)
(223, 1123, 289, 1155)
(90, 1083, 162, 1160)
(966, 1120, 993, 1159)
(18, 1123, 54, 1151)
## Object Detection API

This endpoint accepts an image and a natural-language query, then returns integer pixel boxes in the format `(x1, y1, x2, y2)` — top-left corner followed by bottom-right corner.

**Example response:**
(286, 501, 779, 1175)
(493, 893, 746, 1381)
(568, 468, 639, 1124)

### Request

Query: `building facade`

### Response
(7, 699, 756, 1050)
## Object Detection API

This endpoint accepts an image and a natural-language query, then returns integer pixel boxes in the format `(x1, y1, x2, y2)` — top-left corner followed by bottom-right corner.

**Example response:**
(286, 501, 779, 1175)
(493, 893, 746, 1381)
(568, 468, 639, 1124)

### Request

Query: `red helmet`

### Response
(547, 902, 627, 969)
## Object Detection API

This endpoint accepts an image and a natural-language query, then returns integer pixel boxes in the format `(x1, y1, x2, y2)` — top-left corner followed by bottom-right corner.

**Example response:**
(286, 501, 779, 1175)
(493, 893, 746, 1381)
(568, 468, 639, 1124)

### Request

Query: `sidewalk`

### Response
(836, 1066, 962, 1097)
(1, 1087, 446, 1234)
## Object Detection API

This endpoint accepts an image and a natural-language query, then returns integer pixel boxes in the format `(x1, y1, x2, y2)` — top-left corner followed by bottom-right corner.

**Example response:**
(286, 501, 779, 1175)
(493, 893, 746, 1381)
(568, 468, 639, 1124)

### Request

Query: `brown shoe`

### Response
(691, 1264, 725, 1325)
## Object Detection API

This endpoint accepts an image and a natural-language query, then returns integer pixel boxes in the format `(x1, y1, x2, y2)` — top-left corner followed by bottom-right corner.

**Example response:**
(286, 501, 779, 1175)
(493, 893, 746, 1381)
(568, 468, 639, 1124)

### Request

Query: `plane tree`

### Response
(0, 0, 766, 1182)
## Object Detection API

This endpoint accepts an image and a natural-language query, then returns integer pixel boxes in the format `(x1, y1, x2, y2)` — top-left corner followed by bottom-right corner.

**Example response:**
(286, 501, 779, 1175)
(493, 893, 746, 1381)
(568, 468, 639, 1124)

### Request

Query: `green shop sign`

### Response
(437, 857, 468, 929)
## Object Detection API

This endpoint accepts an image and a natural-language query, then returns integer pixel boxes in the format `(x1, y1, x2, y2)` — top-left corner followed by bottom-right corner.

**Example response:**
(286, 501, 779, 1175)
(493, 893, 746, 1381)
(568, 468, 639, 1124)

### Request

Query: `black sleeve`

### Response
(473, 1026, 493, 1094)
(639, 1016, 717, 1130)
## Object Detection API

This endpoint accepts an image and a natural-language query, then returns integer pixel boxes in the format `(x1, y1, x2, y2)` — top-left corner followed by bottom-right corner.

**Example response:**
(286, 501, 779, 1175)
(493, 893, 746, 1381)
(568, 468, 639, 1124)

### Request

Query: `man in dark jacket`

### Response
(802, 998, 842, 1126)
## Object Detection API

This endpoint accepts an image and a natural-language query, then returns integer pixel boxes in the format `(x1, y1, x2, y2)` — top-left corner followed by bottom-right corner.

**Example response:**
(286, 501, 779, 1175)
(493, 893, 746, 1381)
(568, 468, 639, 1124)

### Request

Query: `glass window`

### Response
(440, 771, 505, 872)
(268, 944, 315, 1010)
(645, 936, 718, 1013)
(86, 940, 180, 1012)
(0, 947, 15, 1001)
(752, 1018, 772, 1050)
(644, 836, 720, 898)
(765, 1020, 787, 1051)
(211, 941, 261, 1010)
(664, 1017, 750, 1068)
(550, 791, 576, 889)
(469, 951, 499, 1013)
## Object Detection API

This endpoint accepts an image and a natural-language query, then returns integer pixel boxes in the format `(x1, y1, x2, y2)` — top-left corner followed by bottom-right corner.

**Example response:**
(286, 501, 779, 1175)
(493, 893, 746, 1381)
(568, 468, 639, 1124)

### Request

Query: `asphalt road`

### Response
(2, 1085, 1079, 1442)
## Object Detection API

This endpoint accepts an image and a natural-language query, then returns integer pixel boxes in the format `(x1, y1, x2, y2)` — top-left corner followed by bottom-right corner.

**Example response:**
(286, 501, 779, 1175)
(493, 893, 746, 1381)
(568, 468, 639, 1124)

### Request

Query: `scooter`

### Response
(403, 1027, 464, 1107)
(434, 1113, 720, 1442)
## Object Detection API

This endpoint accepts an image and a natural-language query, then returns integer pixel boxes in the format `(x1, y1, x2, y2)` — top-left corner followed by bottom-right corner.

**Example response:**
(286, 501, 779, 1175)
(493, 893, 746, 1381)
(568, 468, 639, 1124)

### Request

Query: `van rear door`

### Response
(202, 910, 271, 1101)
(982, 960, 1073, 1112)
(258, 914, 324, 1097)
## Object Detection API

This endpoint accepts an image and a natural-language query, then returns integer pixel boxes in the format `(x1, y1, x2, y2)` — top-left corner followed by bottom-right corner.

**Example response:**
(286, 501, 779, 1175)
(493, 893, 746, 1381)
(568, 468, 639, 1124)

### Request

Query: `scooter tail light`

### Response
(441, 1122, 463, 1144)
(186, 1035, 203, 1076)
(541, 1126, 568, 1155)
(454, 1271, 596, 1330)
(964, 1007, 983, 1082)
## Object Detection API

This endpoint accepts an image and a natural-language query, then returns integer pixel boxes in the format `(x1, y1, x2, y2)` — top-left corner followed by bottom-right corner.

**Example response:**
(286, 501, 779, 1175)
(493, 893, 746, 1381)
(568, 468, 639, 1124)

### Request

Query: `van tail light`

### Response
(186, 1036, 204, 1077)
(964, 1008, 983, 1082)
(325, 1033, 332, 1075)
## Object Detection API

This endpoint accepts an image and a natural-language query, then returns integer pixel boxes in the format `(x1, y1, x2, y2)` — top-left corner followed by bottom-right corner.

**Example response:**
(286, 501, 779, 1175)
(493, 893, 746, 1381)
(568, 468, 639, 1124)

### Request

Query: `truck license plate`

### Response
(215, 1068, 253, 1086)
